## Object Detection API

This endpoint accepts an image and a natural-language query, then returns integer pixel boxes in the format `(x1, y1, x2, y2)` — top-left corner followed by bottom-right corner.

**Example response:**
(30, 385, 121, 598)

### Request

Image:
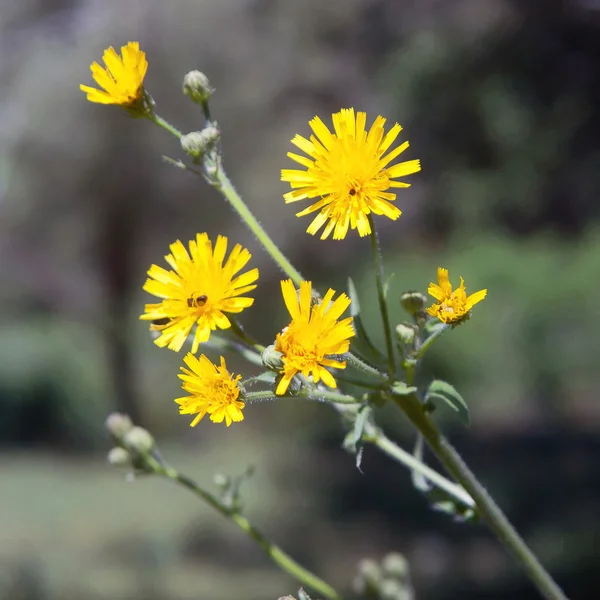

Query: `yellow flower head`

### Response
(176, 353, 244, 427)
(275, 280, 355, 395)
(80, 41, 148, 107)
(281, 108, 421, 240)
(140, 233, 259, 352)
(426, 267, 487, 324)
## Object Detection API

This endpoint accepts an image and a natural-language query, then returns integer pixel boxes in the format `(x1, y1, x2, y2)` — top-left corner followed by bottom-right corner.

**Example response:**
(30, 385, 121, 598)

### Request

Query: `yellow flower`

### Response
(281, 108, 421, 240)
(176, 353, 244, 427)
(426, 267, 487, 324)
(80, 41, 148, 107)
(275, 280, 355, 395)
(140, 233, 259, 352)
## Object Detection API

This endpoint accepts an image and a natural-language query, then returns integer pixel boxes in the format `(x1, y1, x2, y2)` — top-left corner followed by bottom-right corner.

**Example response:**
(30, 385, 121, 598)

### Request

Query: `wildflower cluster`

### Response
(81, 42, 571, 600)
(80, 42, 486, 428)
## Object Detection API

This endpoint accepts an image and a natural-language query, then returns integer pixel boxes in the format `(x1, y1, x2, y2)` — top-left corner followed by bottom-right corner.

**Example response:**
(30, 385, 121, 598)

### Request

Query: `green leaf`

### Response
(426, 380, 470, 426)
(352, 404, 372, 472)
(391, 381, 418, 396)
(411, 434, 430, 493)
(383, 272, 395, 299)
(411, 435, 476, 521)
(347, 278, 386, 363)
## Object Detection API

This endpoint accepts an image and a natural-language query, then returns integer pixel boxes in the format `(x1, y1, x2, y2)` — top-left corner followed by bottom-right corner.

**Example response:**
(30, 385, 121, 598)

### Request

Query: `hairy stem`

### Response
(368, 216, 396, 377)
(150, 460, 342, 600)
(149, 114, 304, 285)
(391, 392, 567, 600)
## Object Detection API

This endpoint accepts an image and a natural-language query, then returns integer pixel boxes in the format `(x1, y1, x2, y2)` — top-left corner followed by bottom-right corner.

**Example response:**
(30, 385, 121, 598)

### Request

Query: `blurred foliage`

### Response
(353, 230, 600, 430)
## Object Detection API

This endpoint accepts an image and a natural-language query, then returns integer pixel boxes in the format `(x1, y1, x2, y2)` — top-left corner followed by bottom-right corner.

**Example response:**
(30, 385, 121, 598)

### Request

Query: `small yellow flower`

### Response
(140, 233, 259, 352)
(281, 108, 421, 240)
(80, 41, 148, 107)
(275, 280, 355, 395)
(426, 267, 487, 324)
(176, 353, 244, 427)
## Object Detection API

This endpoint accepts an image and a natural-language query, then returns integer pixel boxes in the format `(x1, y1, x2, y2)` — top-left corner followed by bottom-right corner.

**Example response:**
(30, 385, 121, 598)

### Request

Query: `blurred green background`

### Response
(1, 1, 599, 598)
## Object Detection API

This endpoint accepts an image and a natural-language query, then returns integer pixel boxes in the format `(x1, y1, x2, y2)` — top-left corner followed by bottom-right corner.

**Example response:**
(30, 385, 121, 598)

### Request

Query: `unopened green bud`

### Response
(400, 291, 427, 315)
(395, 323, 416, 345)
(297, 590, 313, 600)
(183, 70, 214, 104)
(181, 127, 221, 158)
(123, 426, 155, 455)
(262, 344, 284, 372)
(105, 412, 133, 441)
(382, 552, 410, 581)
(380, 579, 408, 600)
(107, 447, 132, 468)
(353, 558, 381, 596)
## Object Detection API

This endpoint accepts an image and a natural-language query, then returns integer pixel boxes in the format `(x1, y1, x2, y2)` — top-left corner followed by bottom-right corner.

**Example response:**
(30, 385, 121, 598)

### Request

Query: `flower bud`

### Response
(395, 323, 416, 345)
(105, 412, 133, 441)
(181, 127, 221, 158)
(107, 447, 132, 468)
(262, 344, 284, 372)
(400, 291, 427, 315)
(353, 558, 381, 596)
(183, 70, 214, 104)
(123, 426, 155, 455)
(382, 552, 410, 582)
(380, 579, 410, 600)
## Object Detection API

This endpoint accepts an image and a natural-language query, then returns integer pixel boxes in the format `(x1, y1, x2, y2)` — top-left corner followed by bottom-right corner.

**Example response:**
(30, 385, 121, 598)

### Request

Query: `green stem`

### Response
(203, 336, 263, 367)
(214, 168, 303, 286)
(302, 387, 362, 405)
(368, 216, 396, 377)
(148, 113, 304, 286)
(152, 461, 341, 600)
(390, 392, 567, 600)
(415, 323, 450, 359)
(345, 352, 388, 383)
(229, 317, 265, 353)
(363, 423, 474, 510)
(246, 388, 361, 405)
(148, 114, 184, 139)
(245, 390, 279, 403)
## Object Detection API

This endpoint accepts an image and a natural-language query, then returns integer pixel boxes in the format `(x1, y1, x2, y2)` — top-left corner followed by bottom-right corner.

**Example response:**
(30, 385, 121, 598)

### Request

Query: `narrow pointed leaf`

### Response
(347, 277, 386, 363)
(426, 380, 470, 426)
(392, 381, 418, 396)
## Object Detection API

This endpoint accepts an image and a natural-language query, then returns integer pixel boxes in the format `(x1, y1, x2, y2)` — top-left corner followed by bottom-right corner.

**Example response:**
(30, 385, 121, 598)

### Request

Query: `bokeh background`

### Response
(2, 0, 600, 598)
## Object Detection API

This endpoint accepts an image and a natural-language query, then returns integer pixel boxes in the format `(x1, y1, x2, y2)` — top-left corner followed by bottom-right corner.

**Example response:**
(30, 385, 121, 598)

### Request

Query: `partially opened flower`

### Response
(140, 233, 259, 352)
(275, 279, 355, 395)
(426, 267, 487, 324)
(80, 41, 148, 107)
(176, 353, 244, 427)
(281, 108, 421, 240)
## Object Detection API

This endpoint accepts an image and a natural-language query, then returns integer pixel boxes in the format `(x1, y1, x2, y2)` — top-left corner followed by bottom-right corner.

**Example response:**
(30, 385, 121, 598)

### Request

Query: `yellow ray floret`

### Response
(176, 353, 245, 427)
(426, 267, 487, 324)
(140, 233, 259, 352)
(80, 41, 148, 106)
(281, 108, 421, 240)
(275, 280, 355, 395)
